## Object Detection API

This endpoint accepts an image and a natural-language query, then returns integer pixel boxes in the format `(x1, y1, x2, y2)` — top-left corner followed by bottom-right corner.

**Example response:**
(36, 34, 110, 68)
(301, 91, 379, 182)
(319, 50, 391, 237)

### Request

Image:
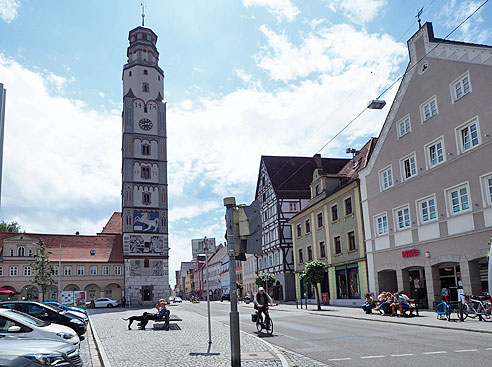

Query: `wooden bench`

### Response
(152, 314, 182, 330)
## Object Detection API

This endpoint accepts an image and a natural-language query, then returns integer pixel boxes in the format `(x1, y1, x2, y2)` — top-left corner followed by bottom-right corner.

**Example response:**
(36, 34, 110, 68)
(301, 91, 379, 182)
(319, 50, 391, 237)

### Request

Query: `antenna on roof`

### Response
(416, 7, 423, 29)
(141, 2, 146, 26)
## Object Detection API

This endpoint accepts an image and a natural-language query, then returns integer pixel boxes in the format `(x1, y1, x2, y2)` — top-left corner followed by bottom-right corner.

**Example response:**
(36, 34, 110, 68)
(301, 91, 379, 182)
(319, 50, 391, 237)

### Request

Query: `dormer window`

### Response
(90, 250, 96, 256)
(315, 184, 320, 196)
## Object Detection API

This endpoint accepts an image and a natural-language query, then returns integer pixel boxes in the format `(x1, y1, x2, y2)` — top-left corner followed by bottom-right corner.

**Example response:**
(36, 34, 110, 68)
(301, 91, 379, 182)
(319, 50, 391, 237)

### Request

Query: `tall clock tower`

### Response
(121, 24, 169, 304)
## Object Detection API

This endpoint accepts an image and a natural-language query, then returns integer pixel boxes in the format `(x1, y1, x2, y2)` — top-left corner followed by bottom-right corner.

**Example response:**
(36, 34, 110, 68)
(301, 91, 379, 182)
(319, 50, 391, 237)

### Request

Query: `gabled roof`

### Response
(99, 212, 122, 235)
(207, 244, 227, 266)
(256, 155, 349, 199)
(361, 22, 492, 177)
(337, 137, 378, 181)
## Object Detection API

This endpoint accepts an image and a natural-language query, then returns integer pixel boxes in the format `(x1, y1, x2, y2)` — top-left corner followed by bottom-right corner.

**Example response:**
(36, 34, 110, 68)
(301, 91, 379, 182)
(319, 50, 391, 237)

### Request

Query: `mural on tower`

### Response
(133, 210, 159, 232)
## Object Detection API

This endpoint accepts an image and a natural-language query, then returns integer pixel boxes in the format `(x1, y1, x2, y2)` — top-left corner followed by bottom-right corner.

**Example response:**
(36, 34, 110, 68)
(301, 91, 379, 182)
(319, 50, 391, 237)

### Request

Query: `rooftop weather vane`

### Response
(141, 2, 146, 26)
(416, 7, 423, 29)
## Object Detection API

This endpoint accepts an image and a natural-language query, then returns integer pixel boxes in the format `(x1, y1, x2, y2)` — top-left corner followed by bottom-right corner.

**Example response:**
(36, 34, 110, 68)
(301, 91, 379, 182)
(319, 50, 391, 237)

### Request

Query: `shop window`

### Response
(335, 266, 360, 299)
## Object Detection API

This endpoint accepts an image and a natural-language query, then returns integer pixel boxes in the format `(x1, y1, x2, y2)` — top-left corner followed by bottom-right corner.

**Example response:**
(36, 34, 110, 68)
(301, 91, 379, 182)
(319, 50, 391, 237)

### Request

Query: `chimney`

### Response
(313, 153, 322, 168)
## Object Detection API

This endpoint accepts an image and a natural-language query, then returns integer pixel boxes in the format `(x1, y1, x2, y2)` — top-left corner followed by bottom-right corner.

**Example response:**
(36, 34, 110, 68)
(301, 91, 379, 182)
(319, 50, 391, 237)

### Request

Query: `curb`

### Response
(306, 310, 492, 334)
(88, 316, 112, 367)
(186, 306, 289, 367)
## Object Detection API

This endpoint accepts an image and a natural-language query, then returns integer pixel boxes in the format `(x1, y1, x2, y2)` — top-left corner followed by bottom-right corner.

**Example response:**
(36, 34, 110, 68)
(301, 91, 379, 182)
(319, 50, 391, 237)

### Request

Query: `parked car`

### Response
(0, 308, 80, 346)
(0, 301, 86, 336)
(0, 338, 82, 367)
(220, 293, 230, 302)
(45, 302, 88, 324)
(85, 298, 119, 308)
(173, 297, 182, 303)
(45, 301, 88, 315)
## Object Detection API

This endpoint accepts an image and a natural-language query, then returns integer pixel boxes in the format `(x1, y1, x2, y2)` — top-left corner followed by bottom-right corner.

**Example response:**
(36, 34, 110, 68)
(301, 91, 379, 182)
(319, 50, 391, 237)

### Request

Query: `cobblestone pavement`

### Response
(88, 306, 285, 367)
(79, 321, 101, 367)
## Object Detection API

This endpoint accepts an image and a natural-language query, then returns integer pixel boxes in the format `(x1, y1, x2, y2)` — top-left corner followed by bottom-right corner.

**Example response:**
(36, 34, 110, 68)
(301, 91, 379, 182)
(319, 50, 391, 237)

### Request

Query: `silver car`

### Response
(0, 308, 80, 346)
(0, 338, 82, 366)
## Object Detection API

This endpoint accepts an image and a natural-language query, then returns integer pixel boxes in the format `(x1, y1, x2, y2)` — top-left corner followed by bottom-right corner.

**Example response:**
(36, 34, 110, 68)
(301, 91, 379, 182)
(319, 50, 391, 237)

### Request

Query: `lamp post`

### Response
(204, 236, 212, 345)
(58, 243, 61, 303)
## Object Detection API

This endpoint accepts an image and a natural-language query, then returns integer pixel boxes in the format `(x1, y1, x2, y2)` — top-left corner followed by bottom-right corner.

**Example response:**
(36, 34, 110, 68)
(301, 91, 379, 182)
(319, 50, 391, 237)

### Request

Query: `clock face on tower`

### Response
(138, 118, 153, 131)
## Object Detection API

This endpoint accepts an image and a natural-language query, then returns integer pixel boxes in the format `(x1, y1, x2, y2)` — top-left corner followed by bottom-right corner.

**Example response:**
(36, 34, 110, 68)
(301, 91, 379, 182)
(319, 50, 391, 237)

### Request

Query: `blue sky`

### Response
(1, 0, 491, 285)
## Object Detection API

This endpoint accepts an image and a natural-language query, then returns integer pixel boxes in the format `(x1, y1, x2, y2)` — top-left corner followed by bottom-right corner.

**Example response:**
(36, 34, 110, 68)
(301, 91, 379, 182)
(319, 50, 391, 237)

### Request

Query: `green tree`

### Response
(0, 220, 21, 233)
(255, 272, 275, 292)
(30, 240, 55, 302)
(300, 260, 327, 311)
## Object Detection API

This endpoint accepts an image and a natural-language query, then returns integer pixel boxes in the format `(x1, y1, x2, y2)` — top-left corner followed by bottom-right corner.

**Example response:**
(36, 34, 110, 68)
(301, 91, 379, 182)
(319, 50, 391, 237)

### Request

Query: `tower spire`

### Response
(141, 2, 145, 26)
(416, 7, 423, 29)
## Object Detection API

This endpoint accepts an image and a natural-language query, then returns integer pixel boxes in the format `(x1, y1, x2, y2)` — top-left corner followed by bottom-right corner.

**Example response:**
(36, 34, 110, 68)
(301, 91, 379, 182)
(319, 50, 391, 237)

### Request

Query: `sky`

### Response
(0, 0, 491, 287)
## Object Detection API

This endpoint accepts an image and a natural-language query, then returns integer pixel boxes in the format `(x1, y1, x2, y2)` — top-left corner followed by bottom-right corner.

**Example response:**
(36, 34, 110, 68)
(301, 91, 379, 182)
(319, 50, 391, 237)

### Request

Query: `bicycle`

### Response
(464, 295, 492, 322)
(435, 296, 465, 321)
(255, 305, 274, 335)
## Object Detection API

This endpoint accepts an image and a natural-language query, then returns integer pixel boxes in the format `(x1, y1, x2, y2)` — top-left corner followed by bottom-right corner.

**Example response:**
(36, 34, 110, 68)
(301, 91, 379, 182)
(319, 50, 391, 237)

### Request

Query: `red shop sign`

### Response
(402, 249, 419, 258)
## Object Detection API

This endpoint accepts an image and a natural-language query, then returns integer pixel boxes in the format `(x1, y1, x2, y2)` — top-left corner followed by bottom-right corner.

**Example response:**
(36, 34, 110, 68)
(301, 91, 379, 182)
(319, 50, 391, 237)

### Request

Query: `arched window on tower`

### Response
(142, 83, 149, 93)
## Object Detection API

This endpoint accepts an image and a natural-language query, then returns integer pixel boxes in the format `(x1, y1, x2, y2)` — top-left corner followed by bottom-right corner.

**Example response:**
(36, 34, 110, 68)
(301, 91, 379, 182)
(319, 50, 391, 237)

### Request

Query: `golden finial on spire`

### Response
(141, 2, 145, 26)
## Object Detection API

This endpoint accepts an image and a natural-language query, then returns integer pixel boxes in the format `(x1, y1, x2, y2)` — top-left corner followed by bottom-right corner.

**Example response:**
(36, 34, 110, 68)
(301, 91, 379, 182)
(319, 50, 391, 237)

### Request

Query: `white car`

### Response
(86, 298, 119, 308)
(0, 308, 80, 346)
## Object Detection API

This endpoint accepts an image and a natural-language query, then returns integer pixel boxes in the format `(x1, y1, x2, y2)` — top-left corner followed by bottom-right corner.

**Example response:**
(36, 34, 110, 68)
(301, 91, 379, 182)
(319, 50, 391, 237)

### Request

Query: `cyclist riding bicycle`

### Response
(254, 287, 273, 327)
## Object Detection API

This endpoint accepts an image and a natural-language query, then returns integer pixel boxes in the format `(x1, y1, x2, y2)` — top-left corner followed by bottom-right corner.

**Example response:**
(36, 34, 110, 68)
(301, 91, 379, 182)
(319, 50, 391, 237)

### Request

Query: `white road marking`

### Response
(391, 353, 414, 357)
(454, 349, 478, 353)
(360, 355, 386, 359)
(423, 351, 447, 355)
(328, 358, 351, 361)
(485, 348, 492, 350)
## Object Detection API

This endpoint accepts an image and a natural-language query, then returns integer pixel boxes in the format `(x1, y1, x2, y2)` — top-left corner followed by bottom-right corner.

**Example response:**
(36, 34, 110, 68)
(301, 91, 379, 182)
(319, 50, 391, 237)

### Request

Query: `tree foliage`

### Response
(300, 260, 327, 310)
(0, 220, 21, 233)
(30, 240, 55, 302)
(255, 272, 275, 289)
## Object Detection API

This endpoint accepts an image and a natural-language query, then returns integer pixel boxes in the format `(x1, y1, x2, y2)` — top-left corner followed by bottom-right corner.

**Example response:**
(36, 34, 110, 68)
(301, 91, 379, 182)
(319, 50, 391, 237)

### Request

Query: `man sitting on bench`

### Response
(123, 299, 168, 330)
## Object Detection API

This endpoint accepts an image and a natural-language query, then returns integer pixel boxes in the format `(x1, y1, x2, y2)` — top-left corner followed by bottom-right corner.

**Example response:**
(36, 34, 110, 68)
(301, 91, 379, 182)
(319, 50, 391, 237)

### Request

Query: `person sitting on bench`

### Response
(123, 299, 168, 330)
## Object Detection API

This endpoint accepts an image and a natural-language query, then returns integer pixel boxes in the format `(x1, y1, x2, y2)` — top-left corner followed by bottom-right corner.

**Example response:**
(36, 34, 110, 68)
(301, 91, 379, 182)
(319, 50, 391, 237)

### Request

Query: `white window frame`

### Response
(445, 182, 471, 216)
(17, 247, 25, 257)
(400, 152, 418, 181)
(102, 266, 110, 276)
(9, 266, 18, 276)
(455, 116, 480, 154)
(479, 172, 492, 208)
(450, 71, 471, 102)
(114, 266, 122, 276)
(416, 194, 438, 225)
(90, 266, 98, 276)
(420, 95, 438, 122)
(374, 213, 389, 236)
(77, 266, 85, 276)
(393, 204, 411, 231)
(53, 266, 59, 276)
(396, 114, 411, 138)
(379, 165, 394, 191)
(64, 266, 72, 276)
(425, 137, 445, 169)
(23, 266, 31, 276)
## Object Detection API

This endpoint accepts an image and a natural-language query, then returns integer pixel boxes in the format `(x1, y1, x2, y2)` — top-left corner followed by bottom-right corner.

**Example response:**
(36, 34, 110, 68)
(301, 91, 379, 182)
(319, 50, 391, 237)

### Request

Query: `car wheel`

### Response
(107, 304, 113, 308)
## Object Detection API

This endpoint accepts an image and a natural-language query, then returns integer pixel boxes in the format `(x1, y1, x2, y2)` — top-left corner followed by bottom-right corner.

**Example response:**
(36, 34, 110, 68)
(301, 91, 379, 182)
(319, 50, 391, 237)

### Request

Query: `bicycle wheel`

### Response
(265, 316, 273, 335)
(256, 318, 263, 332)
(481, 303, 492, 322)
(465, 302, 478, 318)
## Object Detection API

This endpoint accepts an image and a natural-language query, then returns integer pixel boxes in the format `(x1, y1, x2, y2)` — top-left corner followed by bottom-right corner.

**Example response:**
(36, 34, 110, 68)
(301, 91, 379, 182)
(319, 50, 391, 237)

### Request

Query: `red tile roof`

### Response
(0, 232, 123, 263)
(99, 212, 122, 234)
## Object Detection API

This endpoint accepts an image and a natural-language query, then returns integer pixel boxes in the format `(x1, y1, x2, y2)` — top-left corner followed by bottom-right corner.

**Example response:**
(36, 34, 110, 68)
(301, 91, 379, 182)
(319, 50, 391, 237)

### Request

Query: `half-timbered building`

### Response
(255, 155, 349, 300)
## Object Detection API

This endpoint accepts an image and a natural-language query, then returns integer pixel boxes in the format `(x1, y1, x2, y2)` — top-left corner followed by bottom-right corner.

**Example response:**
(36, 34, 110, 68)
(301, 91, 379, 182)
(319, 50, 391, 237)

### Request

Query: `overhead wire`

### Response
(272, 0, 489, 192)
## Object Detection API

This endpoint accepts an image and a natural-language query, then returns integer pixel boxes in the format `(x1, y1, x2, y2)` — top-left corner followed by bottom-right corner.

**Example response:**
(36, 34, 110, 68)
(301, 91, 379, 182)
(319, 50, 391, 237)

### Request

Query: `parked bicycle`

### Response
(463, 295, 492, 322)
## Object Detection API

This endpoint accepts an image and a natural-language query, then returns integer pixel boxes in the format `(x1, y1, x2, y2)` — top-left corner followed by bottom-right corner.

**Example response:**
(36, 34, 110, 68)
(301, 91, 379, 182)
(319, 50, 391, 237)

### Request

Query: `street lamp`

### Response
(367, 99, 386, 109)
(204, 236, 212, 345)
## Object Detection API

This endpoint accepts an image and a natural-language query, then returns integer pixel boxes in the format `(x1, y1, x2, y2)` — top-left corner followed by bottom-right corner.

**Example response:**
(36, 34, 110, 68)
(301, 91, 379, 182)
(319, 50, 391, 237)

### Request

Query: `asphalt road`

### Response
(178, 301, 492, 367)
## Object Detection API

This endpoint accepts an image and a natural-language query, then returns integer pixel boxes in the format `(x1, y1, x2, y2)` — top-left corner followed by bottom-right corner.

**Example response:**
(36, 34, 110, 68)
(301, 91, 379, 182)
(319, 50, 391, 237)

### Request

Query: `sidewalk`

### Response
(88, 306, 286, 367)
(272, 302, 492, 334)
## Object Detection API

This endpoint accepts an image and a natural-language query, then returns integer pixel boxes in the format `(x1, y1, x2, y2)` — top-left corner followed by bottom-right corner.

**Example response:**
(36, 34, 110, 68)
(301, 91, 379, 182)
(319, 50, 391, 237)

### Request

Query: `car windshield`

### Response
(9, 309, 48, 327)
(41, 303, 66, 315)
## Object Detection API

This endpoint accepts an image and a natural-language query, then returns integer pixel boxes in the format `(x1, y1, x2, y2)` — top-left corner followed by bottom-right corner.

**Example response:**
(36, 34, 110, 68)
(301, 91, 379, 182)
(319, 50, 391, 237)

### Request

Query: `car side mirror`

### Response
(8, 325, 21, 333)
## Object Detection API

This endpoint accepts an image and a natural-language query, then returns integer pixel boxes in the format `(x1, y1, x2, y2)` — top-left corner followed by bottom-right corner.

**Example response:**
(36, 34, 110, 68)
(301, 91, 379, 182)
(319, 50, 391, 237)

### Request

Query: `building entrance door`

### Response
(439, 264, 460, 302)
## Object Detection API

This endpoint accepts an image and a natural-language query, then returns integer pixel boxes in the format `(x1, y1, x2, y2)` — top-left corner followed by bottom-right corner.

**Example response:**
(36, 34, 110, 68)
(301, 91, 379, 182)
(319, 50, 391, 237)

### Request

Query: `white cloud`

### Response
(193, 66, 204, 72)
(234, 68, 254, 84)
(328, 0, 387, 25)
(441, 0, 492, 44)
(256, 23, 406, 82)
(0, 0, 20, 23)
(243, 0, 300, 22)
(0, 54, 121, 233)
